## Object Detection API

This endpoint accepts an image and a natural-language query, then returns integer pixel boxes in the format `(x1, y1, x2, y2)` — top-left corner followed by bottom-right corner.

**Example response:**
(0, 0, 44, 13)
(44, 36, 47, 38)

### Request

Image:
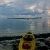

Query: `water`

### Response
(0, 17, 50, 36)
(0, 17, 50, 50)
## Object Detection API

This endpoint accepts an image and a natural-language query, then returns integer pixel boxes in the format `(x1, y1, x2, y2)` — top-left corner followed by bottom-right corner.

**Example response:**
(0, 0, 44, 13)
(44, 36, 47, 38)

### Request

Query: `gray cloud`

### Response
(0, 0, 50, 18)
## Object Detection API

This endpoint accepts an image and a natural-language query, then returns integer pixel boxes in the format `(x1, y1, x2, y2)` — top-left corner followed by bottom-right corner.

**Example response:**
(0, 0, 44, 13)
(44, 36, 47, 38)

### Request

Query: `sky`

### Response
(0, 0, 50, 18)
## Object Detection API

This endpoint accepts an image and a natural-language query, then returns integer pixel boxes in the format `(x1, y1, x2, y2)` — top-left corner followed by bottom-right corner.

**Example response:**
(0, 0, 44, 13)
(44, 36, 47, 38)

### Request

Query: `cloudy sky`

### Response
(0, 0, 50, 18)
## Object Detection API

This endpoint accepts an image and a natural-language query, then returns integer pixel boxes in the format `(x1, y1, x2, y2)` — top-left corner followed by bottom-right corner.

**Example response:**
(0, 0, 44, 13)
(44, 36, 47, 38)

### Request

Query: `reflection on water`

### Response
(0, 18, 50, 36)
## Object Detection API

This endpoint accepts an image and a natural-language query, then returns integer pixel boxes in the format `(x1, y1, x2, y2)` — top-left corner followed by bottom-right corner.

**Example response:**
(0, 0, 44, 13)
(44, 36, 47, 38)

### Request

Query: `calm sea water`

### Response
(0, 17, 50, 36)
(0, 17, 50, 50)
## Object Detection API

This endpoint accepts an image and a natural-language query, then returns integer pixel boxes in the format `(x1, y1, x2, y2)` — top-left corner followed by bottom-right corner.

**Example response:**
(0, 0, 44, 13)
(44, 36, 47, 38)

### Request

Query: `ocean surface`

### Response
(0, 17, 50, 50)
(0, 17, 50, 36)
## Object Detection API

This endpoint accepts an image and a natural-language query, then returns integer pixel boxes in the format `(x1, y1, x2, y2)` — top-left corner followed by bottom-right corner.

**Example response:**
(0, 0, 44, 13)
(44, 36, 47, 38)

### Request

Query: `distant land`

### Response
(7, 17, 42, 19)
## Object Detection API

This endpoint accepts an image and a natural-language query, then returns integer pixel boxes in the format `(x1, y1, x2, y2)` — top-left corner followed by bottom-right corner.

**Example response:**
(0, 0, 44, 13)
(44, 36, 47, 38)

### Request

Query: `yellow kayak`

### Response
(18, 32, 36, 50)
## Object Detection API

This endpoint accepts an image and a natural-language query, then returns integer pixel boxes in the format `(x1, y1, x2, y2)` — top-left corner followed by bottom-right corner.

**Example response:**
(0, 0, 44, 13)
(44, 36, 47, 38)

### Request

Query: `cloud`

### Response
(25, 4, 36, 12)
(0, 0, 50, 18)
(0, 0, 11, 4)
